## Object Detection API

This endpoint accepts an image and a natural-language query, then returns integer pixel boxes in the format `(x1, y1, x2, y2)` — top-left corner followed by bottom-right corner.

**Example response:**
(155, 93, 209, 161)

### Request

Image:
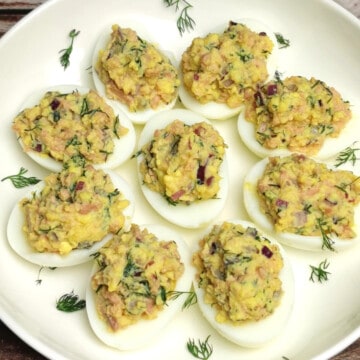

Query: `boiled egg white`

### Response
(7, 170, 135, 267)
(178, 18, 279, 120)
(136, 108, 229, 229)
(193, 219, 294, 348)
(86, 224, 194, 350)
(243, 157, 360, 251)
(237, 94, 360, 161)
(92, 25, 179, 125)
(14, 85, 136, 172)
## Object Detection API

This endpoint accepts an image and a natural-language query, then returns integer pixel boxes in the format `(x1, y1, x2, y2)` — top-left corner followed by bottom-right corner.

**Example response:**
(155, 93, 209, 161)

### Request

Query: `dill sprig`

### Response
(59, 29, 80, 70)
(56, 291, 86, 312)
(167, 290, 197, 310)
(35, 266, 57, 285)
(335, 176, 360, 195)
(1, 167, 41, 188)
(187, 335, 213, 360)
(309, 259, 331, 283)
(275, 32, 290, 49)
(163, 0, 196, 36)
(334, 141, 360, 167)
(316, 218, 335, 252)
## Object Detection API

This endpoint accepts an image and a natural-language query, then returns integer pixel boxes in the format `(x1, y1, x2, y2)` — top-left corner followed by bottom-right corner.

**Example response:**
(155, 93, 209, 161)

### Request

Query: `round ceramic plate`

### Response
(1, 0, 360, 359)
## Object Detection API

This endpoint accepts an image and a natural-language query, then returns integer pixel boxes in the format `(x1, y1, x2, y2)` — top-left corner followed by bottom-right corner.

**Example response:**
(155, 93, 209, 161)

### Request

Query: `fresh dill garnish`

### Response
(187, 335, 213, 360)
(274, 70, 284, 84)
(35, 266, 57, 285)
(309, 259, 331, 283)
(131, 149, 144, 159)
(163, 0, 196, 36)
(59, 29, 80, 70)
(335, 176, 360, 195)
(1, 167, 41, 188)
(316, 218, 335, 252)
(56, 291, 86, 312)
(275, 32, 290, 49)
(166, 290, 197, 310)
(334, 141, 360, 167)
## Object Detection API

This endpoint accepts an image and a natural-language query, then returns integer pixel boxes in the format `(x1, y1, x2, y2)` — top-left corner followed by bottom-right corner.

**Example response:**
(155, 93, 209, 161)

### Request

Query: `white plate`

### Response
(0, 0, 360, 359)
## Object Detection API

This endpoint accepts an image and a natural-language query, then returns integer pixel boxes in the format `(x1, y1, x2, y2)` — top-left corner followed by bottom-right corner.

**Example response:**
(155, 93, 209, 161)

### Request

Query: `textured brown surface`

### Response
(0, 0, 359, 359)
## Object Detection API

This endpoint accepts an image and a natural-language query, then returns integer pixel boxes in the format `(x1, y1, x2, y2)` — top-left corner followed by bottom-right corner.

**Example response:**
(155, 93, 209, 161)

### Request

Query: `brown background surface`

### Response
(0, 0, 359, 359)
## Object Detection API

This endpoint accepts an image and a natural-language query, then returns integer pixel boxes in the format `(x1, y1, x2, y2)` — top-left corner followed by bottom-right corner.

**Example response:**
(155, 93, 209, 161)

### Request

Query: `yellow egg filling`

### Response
(193, 222, 283, 324)
(12, 89, 128, 164)
(95, 24, 180, 112)
(257, 154, 360, 239)
(91, 224, 184, 331)
(181, 21, 274, 108)
(20, 158, 129, 255)
(244, 76, 352, 155)
(139, 119, 226, 204)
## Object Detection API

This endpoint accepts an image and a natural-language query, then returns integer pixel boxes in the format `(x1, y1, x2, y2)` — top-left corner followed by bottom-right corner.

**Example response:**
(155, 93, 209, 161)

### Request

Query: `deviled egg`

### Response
(86, 223, 193, 350)
(136, 108, 229, 228)
(237, 75, 355, 159)
(243, 154, 360, 251)
(12, 85, 136, 172)
(92, 24, 180, 124)
(179, 18, 279, 120)
(7, 158, 135, 267)
(192, 220, 294, 347)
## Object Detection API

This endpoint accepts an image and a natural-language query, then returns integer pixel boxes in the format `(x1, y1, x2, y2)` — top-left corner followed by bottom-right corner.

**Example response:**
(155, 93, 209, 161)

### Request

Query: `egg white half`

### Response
(178, 18, 279, 120)
(7, 170, 135, 267)
(194, 219, 294, 348)
(15, 85, 136, 172)
(237, 101, 360, 160)
(243, 157, 360, 251)
(86, 224, 194, 350)
(136, 108, 229, 229)
(92, 25, 179, 125)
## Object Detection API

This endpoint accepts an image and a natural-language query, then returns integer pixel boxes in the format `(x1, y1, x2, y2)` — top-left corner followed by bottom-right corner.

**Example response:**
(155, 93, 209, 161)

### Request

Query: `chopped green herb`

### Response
(309, 259, 331, 283)
(163, 0, 196, 36)
(187, 335, 213, 360)
(236, 50, 254, 63)
(59, 29, 80, 70)
(275, 32, 290, 49)
(1, 167, 41, 188)
(56, 291, 86, 312)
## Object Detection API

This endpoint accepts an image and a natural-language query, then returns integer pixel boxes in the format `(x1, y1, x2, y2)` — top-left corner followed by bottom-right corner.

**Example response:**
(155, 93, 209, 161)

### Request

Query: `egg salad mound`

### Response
(257, 154, 360, 238)
(139, 119, 227, 205)
(193, 221, 284, 324)
(95, 24, 180, 112)
(91, 224, 184, 331)
(12, 89, 128, 164)
(20, 158, 130, 255)
(243, 76, 352, 155)
(181, 21, 274, 108)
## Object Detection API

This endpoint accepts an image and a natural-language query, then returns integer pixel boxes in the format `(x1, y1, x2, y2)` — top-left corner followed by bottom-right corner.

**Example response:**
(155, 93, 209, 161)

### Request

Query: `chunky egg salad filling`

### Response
(244, 76, 352, 155)
(193, 222, 283, 324)
(91, 224, 184, 331)
(95, 25, 180, 112)
(20, 158, 129, 255)
(181, 21, 274, 108)
(257, 154, 360, 238)
(139, 119, 226, 204)
(12, 89, 128, 164)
